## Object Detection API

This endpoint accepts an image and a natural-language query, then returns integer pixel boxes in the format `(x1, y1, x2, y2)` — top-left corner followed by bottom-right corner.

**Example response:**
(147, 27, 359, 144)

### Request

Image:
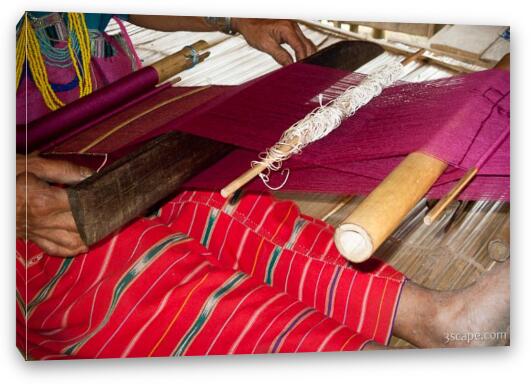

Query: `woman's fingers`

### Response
(293, 25, 317, 57)
(277, 22, 308, 62)
(264, 40, 294, 65)
(26, 156, 93, 184)
(17, 170, 87, 257)
(234, 18, 317, 66)
(29, 235, 88, 258)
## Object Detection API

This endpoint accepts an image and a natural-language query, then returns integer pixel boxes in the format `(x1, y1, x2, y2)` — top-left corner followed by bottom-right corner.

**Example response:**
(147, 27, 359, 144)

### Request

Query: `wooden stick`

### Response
(423, 167, 478, 225)
(79, 86, 211, 153)
(298, 20, 483, 73)
(220, 50, 424, 198)
(401, 48, 426, 65)
(220, 138, 297, 198)
(150, 40, 210, 83)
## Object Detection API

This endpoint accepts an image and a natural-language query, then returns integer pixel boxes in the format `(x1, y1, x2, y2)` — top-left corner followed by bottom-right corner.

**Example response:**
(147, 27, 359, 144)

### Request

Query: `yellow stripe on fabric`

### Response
(340, 333, 357, 351)
(250, 205, 294, 276)
(148, 273, 210, 356)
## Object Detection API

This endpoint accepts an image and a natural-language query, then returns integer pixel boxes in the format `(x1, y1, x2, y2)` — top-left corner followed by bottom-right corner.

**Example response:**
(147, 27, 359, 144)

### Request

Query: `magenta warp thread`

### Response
(139, 63, 509, 200)
(42, 62, 510, 201)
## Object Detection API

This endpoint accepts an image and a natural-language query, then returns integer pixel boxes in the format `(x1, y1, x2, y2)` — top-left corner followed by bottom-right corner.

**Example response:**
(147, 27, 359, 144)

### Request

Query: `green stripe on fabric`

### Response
(63, 233, 189, 356)
(285, 218, 306, 250)
(172, 272, 247, 356)
(16, 291, 26, 317)
(223, 189, 243, 215)
(27, 258, 74, 315)
(200, 208, 219, 247)
(265, 246, 282, 285)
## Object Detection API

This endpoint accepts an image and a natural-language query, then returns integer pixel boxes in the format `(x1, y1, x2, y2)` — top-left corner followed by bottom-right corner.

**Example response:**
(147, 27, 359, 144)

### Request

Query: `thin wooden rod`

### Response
(320, 195, 357, 221)
(79, 86, 211, 153)
(423, 167, 478, 225)
(220, 137, 298, 198)
(424, 127, 509, 225)
(401, 48, 426, 65)
(298, 19, 481, 73)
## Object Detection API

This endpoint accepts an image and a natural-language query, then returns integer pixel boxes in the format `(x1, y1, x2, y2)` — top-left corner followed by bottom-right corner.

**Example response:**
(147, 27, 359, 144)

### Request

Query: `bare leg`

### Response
(392, 260, 510, 348)
(362, 341, 392, 350)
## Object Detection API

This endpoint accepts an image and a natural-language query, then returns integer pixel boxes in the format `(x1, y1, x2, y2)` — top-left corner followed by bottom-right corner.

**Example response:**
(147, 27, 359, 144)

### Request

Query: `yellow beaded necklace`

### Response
(16, 12, 93, 111)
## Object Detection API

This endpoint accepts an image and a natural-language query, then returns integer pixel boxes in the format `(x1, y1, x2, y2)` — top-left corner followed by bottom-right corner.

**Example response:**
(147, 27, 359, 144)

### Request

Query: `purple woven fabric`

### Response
(134, 62, 509, 200)
(43, 62, 510, 201)
(183, 148, 509, 201)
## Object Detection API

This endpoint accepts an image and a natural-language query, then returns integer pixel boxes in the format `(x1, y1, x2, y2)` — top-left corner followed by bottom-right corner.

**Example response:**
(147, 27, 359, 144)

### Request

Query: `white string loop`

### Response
(256, 61, 404, 190)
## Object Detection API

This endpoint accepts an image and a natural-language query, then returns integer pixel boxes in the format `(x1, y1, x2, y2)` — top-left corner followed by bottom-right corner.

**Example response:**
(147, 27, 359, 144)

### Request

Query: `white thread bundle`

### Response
(254, 61, 404, 189)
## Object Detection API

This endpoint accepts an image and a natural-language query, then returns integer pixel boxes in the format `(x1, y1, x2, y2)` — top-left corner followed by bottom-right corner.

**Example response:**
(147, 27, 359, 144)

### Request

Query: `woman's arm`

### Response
(127, 15, 316, 66)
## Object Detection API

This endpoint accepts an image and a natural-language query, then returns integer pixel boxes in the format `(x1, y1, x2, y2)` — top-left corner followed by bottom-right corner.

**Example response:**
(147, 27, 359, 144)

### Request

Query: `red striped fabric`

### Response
(16, 191, 405, 359)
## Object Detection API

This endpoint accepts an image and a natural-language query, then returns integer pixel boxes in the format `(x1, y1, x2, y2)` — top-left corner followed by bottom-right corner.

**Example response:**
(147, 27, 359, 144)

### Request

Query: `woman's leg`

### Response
(392, 260, 510, 348)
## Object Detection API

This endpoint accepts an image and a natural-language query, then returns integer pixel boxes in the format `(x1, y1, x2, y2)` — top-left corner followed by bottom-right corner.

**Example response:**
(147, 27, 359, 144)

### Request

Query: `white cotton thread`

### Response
(255, 61, 404, 190)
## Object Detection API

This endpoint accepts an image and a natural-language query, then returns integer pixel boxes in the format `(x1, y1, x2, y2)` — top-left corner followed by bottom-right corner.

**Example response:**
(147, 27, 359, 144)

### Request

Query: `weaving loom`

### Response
(17, 19, 510, 351)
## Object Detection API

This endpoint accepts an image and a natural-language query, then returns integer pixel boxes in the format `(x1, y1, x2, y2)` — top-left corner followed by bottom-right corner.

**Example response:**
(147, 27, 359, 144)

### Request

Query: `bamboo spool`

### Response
(334, 152, 447, 263)
(151, 40, 210, 83)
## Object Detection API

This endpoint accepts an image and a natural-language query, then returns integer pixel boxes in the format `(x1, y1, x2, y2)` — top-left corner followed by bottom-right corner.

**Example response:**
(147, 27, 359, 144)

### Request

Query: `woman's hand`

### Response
(128, 15, 317, 66)
(16, 155, 92, 257)
(231, 18, 317, 66)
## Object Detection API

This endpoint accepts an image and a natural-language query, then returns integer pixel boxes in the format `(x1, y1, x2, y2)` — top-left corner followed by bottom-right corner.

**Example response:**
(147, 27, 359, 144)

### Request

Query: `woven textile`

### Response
(40, 61, 509, 201)
(17, 191, 405, 359)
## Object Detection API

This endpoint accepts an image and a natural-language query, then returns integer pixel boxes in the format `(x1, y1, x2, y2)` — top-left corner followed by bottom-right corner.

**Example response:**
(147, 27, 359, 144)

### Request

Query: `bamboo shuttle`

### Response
(334, 152, 447, 263)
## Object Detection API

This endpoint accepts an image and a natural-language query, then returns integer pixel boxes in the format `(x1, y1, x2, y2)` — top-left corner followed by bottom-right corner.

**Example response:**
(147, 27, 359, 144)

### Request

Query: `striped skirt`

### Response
(16, 191, 406, 359)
